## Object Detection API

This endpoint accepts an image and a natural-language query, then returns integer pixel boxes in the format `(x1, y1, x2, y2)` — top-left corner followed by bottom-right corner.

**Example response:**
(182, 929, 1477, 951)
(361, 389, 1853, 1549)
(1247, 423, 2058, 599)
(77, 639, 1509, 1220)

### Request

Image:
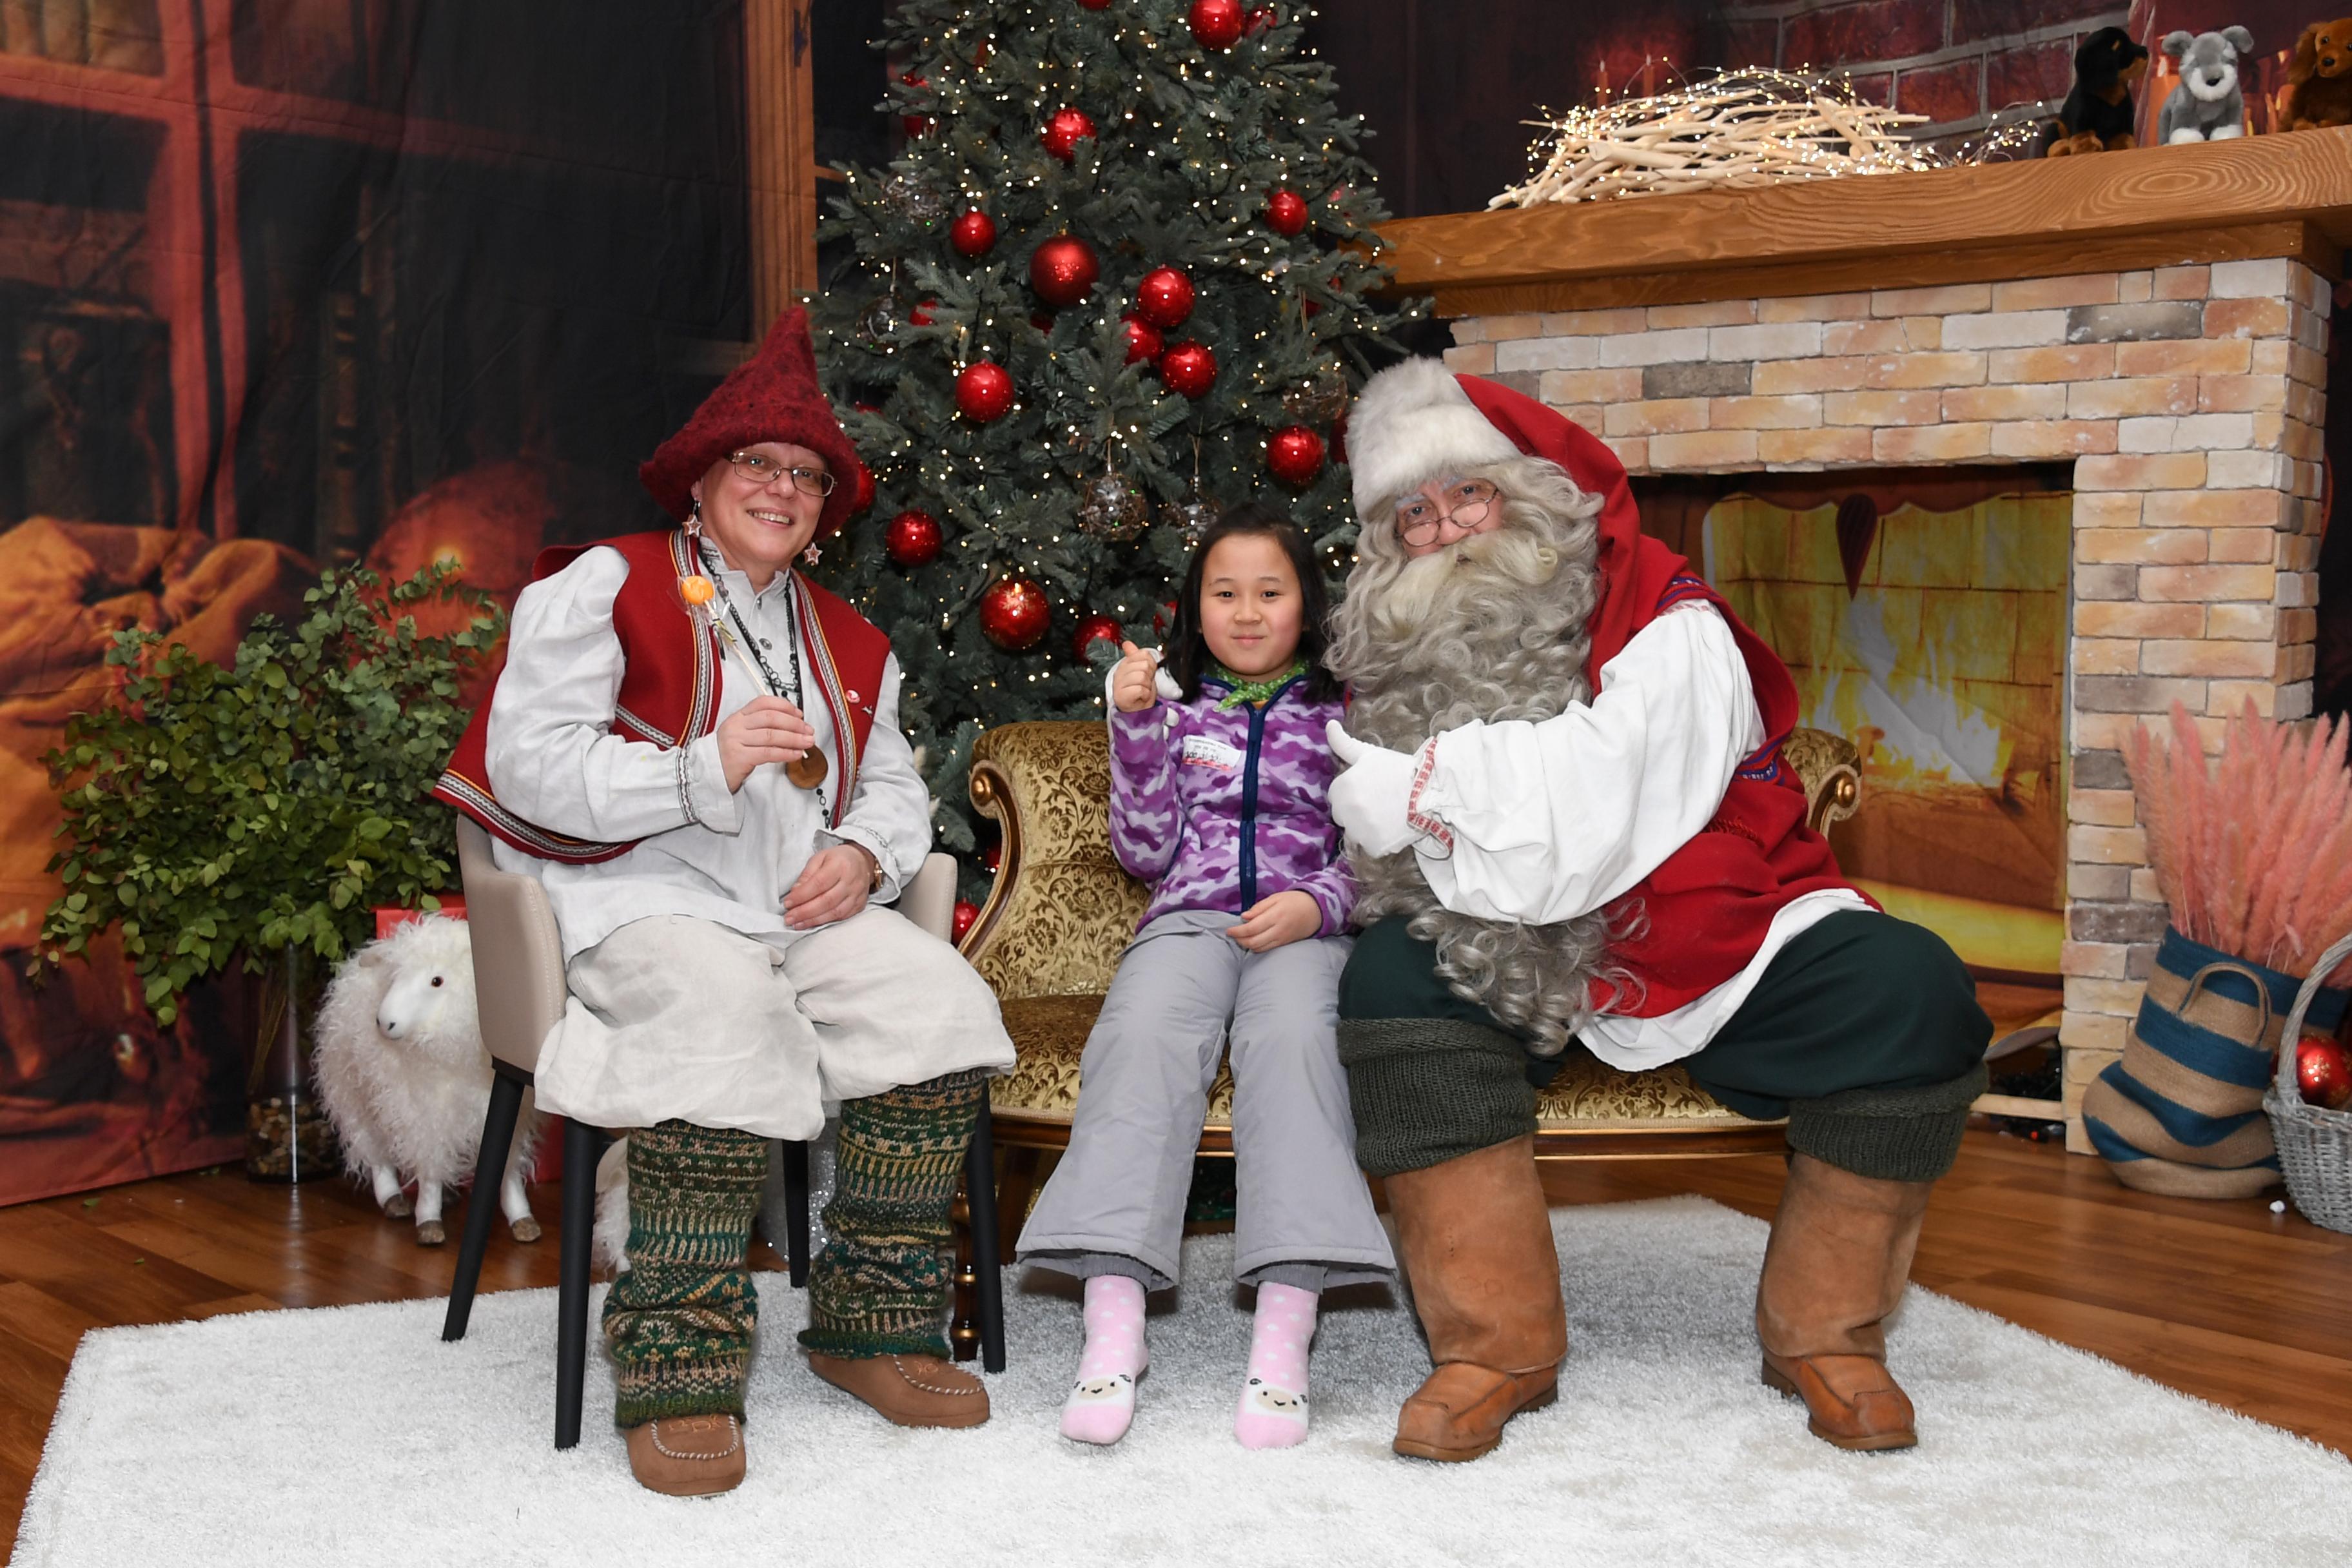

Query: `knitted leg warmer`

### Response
(1785, 1063, 1990, 1184)
(602, 1119, 771, 1429)
(798, 1068, 986, 1360)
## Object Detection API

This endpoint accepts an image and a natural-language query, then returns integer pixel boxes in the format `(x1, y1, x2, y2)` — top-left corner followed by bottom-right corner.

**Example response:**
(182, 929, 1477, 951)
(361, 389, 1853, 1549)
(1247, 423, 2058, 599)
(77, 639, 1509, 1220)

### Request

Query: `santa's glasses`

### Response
(726, 450, 836, 496)
(1395, 479, 1499, 547)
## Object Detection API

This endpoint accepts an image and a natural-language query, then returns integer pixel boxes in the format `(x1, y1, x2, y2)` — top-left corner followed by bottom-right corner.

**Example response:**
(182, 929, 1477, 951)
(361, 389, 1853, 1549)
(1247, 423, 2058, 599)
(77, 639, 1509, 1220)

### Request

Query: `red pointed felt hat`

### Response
(638, 307, 863, 538)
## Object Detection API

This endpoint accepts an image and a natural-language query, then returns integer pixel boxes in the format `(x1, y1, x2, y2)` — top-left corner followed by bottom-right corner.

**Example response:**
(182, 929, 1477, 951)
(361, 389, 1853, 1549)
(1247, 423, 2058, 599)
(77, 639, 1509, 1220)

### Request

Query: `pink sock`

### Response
(1234, 1280, 1317, 1449)
(1060, 1274, 1147, 1446)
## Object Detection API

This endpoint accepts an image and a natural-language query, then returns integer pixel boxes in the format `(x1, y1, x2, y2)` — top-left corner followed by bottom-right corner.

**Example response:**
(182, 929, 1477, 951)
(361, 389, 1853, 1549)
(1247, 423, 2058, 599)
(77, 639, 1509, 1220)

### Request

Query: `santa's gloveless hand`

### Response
(1324, 720, 1420, 856)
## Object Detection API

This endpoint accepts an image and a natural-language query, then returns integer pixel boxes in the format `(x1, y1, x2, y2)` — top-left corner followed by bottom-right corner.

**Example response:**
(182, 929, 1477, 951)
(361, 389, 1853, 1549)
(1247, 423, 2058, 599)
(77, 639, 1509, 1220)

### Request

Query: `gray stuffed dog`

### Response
(2159, 26, 2255, 142)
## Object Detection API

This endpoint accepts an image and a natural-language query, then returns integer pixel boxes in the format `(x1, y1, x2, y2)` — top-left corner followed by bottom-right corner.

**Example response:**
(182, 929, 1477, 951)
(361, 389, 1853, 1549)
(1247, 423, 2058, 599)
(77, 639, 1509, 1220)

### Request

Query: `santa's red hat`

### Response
(639, 307, 861, 538)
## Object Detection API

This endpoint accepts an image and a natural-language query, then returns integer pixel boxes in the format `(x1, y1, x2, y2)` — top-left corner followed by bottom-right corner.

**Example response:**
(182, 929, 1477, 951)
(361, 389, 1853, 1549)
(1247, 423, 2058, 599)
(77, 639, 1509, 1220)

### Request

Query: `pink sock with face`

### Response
(1233, 1280, 1317, 1449)
(1060, 1273, 1148, 1446)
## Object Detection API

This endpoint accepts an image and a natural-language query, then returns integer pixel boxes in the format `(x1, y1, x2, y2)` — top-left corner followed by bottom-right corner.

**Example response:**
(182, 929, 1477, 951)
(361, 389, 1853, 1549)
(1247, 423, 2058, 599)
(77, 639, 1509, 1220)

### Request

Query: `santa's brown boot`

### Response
(1384, 1134, 1566, 1463)
(1755, 1152, 1932, 1452)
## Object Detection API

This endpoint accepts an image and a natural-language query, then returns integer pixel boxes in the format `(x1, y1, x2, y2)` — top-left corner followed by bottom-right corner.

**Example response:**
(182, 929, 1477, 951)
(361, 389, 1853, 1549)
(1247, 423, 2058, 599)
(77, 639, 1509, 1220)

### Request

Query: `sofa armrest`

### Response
(901, 851, 959, 943)
(453, 816, 567, 1077)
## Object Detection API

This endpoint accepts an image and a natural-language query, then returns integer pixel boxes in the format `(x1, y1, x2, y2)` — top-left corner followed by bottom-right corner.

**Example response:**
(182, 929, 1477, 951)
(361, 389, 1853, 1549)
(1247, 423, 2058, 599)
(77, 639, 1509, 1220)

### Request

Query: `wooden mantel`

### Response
(1376, 128, 2352, 317)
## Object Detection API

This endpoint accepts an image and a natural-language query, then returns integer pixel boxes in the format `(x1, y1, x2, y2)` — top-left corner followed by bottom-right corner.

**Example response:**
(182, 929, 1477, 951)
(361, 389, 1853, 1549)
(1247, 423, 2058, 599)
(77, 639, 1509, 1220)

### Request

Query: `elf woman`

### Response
(434, 309, 1014, 1497)
(1015, 502, 1395, 1450)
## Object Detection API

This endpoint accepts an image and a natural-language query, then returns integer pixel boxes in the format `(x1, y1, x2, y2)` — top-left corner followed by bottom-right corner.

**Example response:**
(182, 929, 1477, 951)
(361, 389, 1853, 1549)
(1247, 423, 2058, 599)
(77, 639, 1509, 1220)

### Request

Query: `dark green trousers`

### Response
(1335, 909, 1990, 1181)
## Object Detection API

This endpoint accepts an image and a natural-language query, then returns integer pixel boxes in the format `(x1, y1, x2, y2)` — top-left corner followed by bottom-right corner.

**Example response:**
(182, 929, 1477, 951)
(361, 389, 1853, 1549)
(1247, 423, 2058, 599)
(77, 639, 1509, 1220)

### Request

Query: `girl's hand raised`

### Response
(1110, 640, 1162, 713)
(1227, 890, 1323, 953)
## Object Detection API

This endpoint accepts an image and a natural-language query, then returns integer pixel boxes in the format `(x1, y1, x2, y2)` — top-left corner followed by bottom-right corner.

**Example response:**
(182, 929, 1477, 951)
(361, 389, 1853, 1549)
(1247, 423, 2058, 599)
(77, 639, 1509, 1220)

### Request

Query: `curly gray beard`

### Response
(1327, 455, 1625, 1055)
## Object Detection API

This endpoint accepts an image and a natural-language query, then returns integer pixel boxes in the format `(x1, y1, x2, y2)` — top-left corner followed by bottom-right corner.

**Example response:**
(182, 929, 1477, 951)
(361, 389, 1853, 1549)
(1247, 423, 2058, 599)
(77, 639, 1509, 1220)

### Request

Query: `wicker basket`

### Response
(2263, 930, 2352, 1235)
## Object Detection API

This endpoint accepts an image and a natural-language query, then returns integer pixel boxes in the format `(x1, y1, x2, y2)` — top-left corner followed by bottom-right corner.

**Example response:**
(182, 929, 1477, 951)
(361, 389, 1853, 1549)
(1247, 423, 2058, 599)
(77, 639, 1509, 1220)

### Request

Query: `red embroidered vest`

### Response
(432, 529, 892, 863)
(1453, 380, 1863, 1020)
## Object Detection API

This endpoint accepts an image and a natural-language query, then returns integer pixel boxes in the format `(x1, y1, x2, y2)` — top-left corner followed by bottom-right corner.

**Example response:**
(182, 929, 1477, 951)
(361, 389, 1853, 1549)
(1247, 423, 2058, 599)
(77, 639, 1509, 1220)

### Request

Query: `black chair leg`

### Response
(782, 1139, 812, 1288)
(442, 1068, 527, 1342)
(964, 1108, 1006, 1374)
(556, 1119, 611, 1450)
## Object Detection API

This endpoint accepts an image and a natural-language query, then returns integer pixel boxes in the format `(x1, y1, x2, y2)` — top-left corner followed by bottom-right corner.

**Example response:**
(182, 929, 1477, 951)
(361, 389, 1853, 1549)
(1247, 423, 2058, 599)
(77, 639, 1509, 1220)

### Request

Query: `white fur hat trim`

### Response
(1346, 357, 1519, 518)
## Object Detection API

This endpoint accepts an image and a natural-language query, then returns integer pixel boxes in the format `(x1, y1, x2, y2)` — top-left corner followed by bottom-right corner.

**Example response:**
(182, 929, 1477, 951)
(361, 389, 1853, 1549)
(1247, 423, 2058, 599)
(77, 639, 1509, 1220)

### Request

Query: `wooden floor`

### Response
(5, 1128, 2349, 1549)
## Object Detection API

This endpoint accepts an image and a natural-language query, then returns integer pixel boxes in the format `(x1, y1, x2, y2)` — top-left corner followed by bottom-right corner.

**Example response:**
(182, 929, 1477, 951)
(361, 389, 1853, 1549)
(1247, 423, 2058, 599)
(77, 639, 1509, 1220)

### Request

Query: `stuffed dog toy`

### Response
(2047, 26, 2150, 155)
(2286, 19, 2352, 130)
(2159, 27, 2253, 142)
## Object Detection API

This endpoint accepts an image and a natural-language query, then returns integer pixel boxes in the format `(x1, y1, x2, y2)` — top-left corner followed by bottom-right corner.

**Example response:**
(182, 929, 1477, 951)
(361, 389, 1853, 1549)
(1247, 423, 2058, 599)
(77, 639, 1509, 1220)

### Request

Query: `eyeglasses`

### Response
(726, 451, 836, 496)
(1395, 479, 1499, 547)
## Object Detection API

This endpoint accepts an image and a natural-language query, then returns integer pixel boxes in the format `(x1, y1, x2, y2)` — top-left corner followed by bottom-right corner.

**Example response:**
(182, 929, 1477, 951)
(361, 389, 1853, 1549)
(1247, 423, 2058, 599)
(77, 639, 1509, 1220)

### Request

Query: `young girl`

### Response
(1015, 502, 1393, 1450)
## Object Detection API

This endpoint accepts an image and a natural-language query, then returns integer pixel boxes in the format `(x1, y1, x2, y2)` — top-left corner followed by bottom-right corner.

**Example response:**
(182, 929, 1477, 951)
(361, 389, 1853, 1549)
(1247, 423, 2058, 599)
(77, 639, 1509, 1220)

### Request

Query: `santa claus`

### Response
(1322, 360, 1990, 1462)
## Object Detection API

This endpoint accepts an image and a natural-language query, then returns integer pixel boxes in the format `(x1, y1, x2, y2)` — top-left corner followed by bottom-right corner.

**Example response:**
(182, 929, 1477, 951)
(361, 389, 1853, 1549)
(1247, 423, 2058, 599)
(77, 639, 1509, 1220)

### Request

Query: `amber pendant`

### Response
(787, 750, 828, 790)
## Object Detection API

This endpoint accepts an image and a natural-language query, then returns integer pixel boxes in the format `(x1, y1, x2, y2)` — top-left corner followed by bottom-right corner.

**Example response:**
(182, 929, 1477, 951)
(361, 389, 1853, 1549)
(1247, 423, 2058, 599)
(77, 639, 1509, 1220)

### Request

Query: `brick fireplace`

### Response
(1378, 133, 2352, 1149)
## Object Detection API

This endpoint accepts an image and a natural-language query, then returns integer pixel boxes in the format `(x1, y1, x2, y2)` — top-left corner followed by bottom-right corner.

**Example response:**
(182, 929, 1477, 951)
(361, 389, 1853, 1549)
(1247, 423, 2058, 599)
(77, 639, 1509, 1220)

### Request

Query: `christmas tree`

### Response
(807, 0, 1416, 887)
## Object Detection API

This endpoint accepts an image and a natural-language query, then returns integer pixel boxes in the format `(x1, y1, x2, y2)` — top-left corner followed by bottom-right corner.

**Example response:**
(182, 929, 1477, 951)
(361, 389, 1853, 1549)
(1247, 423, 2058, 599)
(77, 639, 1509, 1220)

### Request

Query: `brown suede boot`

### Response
(807, 1352, 991, 1429)
(1755, 1152, 1934, 1452)
(623, 1413, 746, 1497)
(1384, 1134, 1567, 1463)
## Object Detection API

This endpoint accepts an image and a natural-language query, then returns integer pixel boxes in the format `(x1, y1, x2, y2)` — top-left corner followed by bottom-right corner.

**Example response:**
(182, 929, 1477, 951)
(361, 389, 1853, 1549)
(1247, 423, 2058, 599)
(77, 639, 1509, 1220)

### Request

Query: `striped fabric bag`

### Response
(2083, 926, 2351, 1198)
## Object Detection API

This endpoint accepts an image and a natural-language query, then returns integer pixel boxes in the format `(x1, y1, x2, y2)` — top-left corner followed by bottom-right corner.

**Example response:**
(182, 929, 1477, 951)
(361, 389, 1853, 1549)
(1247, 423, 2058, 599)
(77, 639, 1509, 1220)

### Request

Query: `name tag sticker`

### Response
(1181, 735, 1244, 771)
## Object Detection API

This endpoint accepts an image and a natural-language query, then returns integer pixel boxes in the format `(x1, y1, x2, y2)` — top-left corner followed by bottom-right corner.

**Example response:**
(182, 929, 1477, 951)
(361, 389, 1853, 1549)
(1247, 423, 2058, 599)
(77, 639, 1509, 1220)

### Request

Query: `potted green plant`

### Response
(35, 563, 504, 1181)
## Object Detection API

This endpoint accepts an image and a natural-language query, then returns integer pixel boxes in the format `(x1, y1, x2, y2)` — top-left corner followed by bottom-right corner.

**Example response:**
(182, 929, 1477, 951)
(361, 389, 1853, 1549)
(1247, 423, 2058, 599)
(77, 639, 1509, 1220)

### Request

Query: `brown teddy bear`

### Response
(2286, 19, 2352, 130)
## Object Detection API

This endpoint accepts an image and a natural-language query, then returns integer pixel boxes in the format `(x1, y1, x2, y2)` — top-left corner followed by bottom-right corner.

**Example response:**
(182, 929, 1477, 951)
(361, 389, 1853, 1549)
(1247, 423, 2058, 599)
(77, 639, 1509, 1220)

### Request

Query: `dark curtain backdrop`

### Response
(0, 1, 750, 1205)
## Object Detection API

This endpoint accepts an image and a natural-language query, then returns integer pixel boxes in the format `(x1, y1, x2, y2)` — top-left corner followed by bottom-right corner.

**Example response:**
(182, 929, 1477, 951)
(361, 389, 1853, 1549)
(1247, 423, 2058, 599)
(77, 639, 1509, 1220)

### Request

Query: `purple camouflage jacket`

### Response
(1108, 672, 1355, 935)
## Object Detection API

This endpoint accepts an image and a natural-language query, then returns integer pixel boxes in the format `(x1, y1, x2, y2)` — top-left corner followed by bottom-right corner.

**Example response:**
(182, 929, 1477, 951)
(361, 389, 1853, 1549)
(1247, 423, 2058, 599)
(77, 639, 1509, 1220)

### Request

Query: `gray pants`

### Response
(1016, 910, 1396, 1289)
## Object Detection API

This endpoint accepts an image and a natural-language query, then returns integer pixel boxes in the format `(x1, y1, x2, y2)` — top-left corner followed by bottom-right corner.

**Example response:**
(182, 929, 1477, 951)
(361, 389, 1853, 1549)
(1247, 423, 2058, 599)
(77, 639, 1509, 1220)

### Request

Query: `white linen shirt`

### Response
(1387, 602, 1870, 1072)
(483, 545, 933, 961)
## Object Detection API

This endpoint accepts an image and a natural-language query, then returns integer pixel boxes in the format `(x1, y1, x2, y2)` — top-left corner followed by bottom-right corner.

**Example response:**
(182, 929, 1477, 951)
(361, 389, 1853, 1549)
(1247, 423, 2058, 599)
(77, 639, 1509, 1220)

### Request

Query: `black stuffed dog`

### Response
(2047, 26, 2150, 154)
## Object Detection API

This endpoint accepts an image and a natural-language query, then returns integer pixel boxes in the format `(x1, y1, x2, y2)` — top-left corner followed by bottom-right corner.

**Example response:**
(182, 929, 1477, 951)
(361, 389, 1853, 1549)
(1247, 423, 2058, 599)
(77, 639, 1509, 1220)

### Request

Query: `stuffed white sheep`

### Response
(312, 914, 544, 1246)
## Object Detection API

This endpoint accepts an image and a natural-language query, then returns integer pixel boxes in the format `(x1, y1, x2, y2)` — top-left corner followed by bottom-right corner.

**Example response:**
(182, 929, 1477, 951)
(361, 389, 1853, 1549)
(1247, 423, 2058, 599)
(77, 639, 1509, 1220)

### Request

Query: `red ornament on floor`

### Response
(1188, 0, 1244, 49)
(956, 362, 1015, 422)
(2298, 1038, 2352, 1110)
(1265, 188, 1308, 235)
(950, 210, 997, 257)
(1120, 313, 1164, 364)
(885, 509, 942, 568)
(1159, 341, 1217, 398)
(1042, 107, 1097, 162)
(1266, 424, 1324, 484)
(1028, 234, 1100, 306)
(898, 72, 936, 137)
(1072, 612, 1122, 660)
(952, 898, 980, 943)
(980, 575, 1050, 649)
(1135, 266, 1195, 328)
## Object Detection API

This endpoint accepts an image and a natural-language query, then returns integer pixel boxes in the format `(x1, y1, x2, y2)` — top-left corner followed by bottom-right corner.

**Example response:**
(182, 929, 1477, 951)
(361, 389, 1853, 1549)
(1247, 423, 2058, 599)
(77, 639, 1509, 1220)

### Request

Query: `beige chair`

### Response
(438, 818, 1001, 1447)
(961, 721, 1866, 1222)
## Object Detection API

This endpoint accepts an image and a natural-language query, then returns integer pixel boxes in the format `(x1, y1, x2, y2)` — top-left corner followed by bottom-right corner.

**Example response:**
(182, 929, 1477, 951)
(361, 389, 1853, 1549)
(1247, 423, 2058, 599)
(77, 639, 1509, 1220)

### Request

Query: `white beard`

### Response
(1330, 490, 1625, 1054)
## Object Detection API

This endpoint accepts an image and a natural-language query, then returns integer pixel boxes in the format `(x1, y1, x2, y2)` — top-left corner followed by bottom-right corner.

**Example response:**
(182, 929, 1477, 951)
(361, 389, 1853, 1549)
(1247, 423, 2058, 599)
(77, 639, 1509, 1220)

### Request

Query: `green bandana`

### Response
(1211, 659, 1308, 710)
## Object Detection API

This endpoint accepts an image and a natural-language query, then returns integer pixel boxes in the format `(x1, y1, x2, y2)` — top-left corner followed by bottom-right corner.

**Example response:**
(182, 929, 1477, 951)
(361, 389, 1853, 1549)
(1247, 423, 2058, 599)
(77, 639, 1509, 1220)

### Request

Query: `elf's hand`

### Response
(1326, 721, 1420, 858)
(783, 843, 875, 929)
(1228, 890, 1324, 953)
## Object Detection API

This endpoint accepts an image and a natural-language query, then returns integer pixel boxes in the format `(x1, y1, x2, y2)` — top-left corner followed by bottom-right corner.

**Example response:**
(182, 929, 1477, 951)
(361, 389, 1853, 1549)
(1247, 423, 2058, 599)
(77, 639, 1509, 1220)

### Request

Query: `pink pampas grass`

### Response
(2127, 701, 2352, 985)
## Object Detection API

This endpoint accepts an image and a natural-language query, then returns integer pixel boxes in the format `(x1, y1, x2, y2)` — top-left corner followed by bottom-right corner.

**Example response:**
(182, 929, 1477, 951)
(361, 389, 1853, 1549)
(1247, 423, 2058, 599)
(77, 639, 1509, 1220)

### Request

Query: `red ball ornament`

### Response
(1266, 424, 1326, 485)
(1028, 234, 1099, 307)
(982, 841, 1003, 873)
(1077, 0, 1112, 8)
(848, 460, 876, 514)
(951, 898, 980, 943)
(1120, 313, 1164, 364)
(980, 575, 1050, 650)
(885, 509, 942, 568)
(1135, 266, 1195, 329)
(950, 210, 997, 258)
(1042, 106, 1097, 162)
(898, 72, 936, 138)
(1159, 341, 1218, 398)
(1072, 612, 1123, 661)
(2298, 1037, 2352, 1110)
(908, 298, 940, 327)
(1265, 188, 1309, 236)
(1189, 0, 1245, 49)
(956, 361, 1015, 422)
(1246, 5, 1277, 32)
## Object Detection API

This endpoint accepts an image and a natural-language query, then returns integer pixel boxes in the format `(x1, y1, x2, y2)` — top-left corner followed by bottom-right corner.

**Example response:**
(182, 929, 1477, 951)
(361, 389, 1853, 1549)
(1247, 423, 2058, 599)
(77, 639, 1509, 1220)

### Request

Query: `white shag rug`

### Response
(15, 1197, 2346, 1568)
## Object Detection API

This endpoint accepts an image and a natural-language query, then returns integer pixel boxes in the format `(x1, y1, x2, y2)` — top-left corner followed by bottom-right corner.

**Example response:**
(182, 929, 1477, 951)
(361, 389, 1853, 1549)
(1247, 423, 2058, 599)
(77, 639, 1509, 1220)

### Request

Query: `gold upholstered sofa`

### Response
(958, 720, 1863, 1214)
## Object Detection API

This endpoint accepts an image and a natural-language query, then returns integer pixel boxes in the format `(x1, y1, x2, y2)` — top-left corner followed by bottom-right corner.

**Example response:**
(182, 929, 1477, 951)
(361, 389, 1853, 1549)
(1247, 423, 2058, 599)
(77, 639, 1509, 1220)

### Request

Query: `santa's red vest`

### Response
(1455, 375, 1865, 1020)
(432, 528, 892, 863)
